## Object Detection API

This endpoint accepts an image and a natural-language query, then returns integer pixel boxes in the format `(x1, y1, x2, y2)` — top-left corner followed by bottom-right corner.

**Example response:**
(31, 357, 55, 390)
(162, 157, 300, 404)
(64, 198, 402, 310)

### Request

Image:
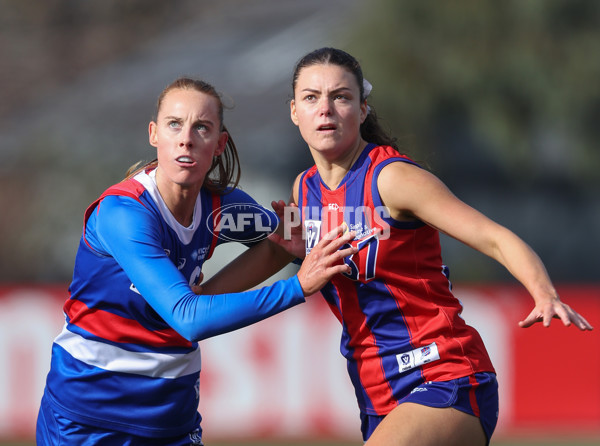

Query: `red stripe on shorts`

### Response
(468, 374, 481, 417)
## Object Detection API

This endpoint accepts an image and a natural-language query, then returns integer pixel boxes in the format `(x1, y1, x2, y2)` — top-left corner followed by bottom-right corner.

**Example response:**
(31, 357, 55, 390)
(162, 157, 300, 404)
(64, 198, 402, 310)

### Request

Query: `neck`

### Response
(155, 169, 201, 226)
(311, 139, 367, 190)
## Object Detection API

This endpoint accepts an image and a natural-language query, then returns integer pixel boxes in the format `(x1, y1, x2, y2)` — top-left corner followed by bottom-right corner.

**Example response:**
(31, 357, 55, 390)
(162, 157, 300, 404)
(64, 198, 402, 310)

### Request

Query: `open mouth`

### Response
(176, 156, 195, 165)
(318, 124, 337, 132)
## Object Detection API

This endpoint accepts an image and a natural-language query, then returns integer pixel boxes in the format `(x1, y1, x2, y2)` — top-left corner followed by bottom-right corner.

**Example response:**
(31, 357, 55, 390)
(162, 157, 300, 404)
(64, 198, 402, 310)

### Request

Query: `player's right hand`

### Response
(296, 224, 357, 296)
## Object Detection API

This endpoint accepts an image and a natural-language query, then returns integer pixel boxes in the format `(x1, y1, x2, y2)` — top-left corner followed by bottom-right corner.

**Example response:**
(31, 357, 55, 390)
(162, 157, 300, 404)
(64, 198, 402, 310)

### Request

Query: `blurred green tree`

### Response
(348, 0, 600, 187)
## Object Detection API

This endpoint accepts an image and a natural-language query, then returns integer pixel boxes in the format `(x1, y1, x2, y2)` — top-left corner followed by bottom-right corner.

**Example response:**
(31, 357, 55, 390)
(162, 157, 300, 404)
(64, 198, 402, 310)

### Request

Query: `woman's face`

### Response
(149, 88, 227, 189)
(290, 63, 367, 158)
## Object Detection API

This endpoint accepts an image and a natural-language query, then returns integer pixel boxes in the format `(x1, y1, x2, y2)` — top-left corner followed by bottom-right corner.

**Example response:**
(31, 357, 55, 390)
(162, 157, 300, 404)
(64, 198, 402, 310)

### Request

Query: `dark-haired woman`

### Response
(281, 47, 592, 446)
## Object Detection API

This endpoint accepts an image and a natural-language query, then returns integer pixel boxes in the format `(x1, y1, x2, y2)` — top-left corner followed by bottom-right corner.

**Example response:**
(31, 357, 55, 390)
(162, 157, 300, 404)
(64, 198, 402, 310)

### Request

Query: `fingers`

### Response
(520, 302, 594, 331)
(551, 302, 594, 330)
(271, 200, 297, 218)
(316, 225, 358, 260)
(563, 305, 594, 331)
(271, 200, 286, 218)
(296, 226, 357, 296)
(321, 223, 351, 242)
(518, 310, 540, 328)
(551, 303, 571, 328)
(311, 225, 356, 260)
(579, 314, 594, 331)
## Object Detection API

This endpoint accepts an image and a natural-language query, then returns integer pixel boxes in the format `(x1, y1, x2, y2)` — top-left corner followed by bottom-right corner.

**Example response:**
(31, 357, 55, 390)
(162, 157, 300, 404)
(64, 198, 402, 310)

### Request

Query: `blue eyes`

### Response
(167, 121, 208, 132)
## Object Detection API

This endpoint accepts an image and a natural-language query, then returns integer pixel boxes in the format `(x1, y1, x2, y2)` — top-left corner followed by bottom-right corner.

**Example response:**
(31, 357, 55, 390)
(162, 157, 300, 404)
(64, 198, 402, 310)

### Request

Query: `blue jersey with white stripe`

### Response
(42, 168, 305, 437)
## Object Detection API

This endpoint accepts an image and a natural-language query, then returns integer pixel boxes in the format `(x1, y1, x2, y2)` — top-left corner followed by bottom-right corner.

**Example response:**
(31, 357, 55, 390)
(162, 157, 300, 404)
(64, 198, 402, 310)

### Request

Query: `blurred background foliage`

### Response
(0, 0, 598, 284)
(349, 0, 600, 187)
(343, 0, 600, 282)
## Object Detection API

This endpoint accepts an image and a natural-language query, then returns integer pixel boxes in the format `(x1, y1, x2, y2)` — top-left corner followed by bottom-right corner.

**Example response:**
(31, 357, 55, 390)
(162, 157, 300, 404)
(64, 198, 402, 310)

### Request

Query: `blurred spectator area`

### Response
(0, 0, 598, 283)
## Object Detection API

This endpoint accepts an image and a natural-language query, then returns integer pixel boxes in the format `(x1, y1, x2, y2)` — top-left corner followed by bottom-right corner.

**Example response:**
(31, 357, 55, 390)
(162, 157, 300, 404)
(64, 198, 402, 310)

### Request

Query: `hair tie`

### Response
(363, 78, 373, 98)
(363, 78, 373, 114)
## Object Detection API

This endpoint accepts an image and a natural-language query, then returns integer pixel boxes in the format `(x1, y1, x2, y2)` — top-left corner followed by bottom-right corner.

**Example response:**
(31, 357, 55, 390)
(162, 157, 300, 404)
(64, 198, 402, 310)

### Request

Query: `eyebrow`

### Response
(300, 86, 354, 94)
(163, 116, 215, 127)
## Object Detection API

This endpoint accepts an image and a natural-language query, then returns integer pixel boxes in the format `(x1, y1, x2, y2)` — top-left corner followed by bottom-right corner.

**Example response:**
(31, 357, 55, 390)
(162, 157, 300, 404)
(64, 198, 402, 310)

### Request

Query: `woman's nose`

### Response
(179, 127, 193, 147)
(318, 98, 333, 116)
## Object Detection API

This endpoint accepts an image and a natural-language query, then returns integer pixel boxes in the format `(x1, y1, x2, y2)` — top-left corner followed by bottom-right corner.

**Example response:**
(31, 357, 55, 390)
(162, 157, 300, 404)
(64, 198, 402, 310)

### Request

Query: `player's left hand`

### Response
(268, 200, 306, 259)
(519, 297, 593, 330)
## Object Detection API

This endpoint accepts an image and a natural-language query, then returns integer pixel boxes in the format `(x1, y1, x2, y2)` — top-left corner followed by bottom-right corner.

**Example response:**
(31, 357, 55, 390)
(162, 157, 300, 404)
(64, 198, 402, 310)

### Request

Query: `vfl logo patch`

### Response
(396, 342, 440, 373)
(304, 220, 322, 255)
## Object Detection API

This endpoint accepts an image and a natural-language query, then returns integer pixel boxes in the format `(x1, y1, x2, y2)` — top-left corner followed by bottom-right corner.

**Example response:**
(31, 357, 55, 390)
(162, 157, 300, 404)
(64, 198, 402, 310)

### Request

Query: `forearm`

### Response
(490, 228, 558, 303)
(202, 239, 295, 294)
(173, 277, 305, 341)
(492, 227, 593, 331)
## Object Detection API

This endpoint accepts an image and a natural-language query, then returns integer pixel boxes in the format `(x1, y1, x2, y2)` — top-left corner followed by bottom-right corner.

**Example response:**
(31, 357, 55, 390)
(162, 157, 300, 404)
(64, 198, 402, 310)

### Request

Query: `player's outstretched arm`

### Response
(173, 224, 357, 341)
(377, 161, 593, 331)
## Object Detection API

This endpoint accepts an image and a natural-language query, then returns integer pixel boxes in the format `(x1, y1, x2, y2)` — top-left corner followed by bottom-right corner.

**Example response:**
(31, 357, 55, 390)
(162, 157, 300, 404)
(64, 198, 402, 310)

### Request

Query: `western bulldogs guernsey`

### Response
(41, 168, 305, 438)
(298, 144, 495, 416)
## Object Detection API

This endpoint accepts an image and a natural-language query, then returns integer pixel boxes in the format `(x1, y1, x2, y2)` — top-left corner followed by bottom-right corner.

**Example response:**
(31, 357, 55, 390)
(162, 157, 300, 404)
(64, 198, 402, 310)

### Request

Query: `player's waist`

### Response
(54, 325, 201, 378)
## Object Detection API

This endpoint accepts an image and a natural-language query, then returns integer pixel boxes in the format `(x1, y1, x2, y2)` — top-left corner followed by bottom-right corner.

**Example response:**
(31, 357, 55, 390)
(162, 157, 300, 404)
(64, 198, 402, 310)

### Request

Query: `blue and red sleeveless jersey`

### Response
(42, 168, 304, 437)
(297, 144, 495, 416)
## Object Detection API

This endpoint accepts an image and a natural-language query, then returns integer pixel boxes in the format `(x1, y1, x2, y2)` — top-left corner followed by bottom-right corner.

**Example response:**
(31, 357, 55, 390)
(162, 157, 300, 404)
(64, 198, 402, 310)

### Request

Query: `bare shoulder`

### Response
(290, 171, 303, 205)
(377, 160, 433, 187)
(377, 161, 455, 219)
(378, 161, 444, 198)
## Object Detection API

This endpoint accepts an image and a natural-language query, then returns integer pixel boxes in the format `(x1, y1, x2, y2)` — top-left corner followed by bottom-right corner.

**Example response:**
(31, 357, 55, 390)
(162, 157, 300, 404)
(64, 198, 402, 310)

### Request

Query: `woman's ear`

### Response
(148, 121, 158, 147)
(290, 99, 299, 126)
(215, 130, 228, 156)
(360, 99, 368, 124)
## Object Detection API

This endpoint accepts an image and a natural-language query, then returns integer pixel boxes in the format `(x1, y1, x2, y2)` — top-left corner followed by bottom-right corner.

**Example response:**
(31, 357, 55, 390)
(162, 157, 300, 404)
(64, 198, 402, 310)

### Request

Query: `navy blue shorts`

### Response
(360, 372, 499, 444)
(36, 394, 204, 446)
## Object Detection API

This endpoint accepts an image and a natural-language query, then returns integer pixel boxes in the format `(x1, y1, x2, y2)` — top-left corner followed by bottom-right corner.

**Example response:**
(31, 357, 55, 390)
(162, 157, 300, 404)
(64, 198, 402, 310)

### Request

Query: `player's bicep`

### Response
(378, 162, 504, 256)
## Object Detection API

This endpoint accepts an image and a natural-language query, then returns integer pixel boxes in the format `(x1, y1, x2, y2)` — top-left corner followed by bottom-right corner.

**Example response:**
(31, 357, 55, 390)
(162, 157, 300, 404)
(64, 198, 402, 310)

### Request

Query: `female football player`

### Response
(284, 47, 593, 446)
(205, 48, 593, 445)
(36, 76, 356, 446)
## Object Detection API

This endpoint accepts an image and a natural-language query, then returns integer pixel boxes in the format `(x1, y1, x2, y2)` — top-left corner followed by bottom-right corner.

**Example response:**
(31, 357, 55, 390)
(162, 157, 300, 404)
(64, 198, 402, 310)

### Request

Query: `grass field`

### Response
(203, 436, 600, 445)
(201, 441, 600, 446)
(3, 438, 599, 445)
(7, 440, 600, 446)
(8, 438, 600, 446)
(207, 442, 600, 446)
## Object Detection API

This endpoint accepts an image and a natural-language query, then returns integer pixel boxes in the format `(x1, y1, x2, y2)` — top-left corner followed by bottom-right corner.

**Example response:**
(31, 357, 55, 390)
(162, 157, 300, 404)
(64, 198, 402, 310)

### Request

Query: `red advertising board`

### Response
(0, 284, 598, 442)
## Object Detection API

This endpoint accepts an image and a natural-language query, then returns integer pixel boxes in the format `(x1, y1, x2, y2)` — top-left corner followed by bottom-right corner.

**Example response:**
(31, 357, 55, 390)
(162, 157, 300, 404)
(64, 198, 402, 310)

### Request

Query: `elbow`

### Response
(169, 293, 213, 342)
(168, 320, 199, 343)
(173, 321, 213, 343)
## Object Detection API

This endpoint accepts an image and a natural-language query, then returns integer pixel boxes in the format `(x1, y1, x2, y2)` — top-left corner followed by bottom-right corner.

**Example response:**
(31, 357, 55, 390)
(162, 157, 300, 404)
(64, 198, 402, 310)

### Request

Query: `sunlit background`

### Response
(1, 1, 599, 445)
